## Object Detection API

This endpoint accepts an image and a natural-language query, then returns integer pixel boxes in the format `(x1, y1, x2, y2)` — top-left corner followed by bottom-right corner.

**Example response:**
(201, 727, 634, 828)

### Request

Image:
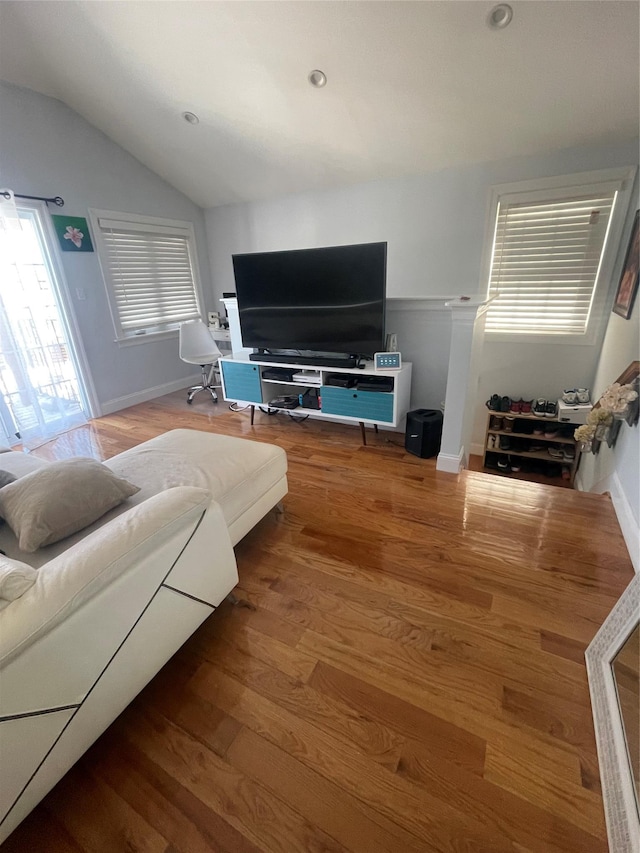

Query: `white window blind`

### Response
(486, 190, 617, 335)
(97, 215, 201, 338)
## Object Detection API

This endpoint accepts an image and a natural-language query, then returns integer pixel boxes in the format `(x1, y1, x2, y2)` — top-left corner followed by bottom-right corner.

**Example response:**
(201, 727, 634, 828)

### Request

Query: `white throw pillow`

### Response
(0, 556, 37, 601)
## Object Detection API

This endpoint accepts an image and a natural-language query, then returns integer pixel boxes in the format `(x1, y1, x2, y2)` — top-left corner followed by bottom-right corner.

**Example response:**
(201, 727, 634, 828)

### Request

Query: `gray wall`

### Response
(0, 82, 213, 411)
(206, 137, 639, 437)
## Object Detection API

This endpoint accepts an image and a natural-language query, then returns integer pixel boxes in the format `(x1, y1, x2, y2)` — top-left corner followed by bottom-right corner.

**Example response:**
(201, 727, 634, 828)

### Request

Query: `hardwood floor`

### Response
(3, 391, 635, 852)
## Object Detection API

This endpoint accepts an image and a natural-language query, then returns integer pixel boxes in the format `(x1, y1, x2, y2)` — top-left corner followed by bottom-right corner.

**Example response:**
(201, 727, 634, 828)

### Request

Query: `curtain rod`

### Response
(1, 190, 64, 207)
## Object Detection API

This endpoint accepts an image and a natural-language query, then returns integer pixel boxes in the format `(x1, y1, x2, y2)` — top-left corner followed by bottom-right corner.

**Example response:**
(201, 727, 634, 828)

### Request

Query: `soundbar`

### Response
(249, 352, 358, 369)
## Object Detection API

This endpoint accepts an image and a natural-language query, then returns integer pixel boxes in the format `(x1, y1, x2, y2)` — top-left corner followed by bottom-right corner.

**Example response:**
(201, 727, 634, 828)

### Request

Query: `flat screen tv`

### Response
(232, 242, 386, 357)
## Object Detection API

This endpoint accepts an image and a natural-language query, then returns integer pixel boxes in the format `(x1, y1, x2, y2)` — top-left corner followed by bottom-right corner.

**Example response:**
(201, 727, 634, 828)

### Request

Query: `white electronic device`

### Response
(292, 370, 322, 385)
(374, 352, 402, 371)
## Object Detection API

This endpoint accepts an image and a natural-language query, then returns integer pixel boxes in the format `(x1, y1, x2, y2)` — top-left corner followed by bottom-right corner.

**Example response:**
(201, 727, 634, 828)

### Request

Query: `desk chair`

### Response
(179, 320, 223, 404)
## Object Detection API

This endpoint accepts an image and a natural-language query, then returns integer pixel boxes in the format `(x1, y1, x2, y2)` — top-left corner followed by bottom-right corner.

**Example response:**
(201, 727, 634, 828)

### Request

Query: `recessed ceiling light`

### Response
(308, 70, 327, 88)
(487, 3, 513, 29)
(182, 111, 200, 125)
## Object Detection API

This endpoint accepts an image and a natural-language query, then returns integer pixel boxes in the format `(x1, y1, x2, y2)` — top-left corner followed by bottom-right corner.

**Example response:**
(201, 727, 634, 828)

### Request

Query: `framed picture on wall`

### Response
(612, 210, 639, 319)
(50, 215, 94, 253)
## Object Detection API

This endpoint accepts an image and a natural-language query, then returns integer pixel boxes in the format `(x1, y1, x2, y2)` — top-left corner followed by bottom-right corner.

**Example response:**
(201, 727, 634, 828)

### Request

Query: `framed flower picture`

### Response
(613, 210, 639, 319)
(50, 215, 94, 253)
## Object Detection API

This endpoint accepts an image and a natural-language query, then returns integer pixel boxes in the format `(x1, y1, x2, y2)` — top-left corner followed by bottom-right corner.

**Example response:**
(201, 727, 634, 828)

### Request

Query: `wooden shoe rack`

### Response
(481, 411, 581, 488)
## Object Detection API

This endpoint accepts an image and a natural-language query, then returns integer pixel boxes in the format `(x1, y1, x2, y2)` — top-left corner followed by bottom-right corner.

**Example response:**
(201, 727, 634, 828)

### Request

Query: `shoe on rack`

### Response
(546, 462, 562, 478)
(489, 415, 504, 431)
(520, 421, 534, 435)
(486, 394, 502, 411)
(576, 388, 590, 404)
(562, 446, 576, 462)
(503, 416, 516, 433)
(548, 446, 564, 458)
(532, 398, 547, 418)
(497, 458, 510, 471)
(487, 435, 496, 450)
(499, 435, 512, 450)
(562, 389, 578, 405)
(510, 399, 522, 414)
(529, 444, 544, 453)
(562, 465, 571, 481)
(545, 400, 558, 418)
(544, 427, 559, 439)
(510, 456, 522, 473)
(500, 396, 511, 413)
(520, 400, 533, 415)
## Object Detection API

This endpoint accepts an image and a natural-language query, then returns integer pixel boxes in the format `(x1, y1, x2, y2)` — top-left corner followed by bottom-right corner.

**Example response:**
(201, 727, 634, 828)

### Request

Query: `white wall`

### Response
(576, 262, 639, 569)
(0, 82, 213, 412)
(206, 137, 639, 416)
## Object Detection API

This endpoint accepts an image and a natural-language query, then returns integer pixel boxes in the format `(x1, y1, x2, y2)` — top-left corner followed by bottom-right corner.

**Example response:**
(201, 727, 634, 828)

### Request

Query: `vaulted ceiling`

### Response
(0, 1, 638, 208)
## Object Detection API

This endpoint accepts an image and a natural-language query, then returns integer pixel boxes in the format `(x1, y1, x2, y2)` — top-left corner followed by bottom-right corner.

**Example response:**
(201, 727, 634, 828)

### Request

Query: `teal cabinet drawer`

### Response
(320, 386, 393, 423)
(221, 361, 262, 403)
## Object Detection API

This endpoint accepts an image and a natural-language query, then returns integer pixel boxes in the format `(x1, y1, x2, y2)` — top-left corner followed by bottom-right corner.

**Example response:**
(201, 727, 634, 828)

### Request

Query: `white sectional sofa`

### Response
(0, 428, 287, 843)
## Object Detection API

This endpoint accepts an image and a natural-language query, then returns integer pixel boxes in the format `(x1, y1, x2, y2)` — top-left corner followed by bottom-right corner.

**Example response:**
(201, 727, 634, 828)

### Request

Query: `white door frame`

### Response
(25, 201, 101, 419)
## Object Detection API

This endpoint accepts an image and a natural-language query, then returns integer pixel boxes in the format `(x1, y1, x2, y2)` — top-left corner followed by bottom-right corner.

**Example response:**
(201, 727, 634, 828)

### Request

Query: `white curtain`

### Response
(0, 206, 86, 448)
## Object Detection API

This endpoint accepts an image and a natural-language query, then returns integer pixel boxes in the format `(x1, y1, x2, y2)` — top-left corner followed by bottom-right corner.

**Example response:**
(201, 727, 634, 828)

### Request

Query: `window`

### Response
(483, 168, 636, 340)
(90, 210, 203, 342)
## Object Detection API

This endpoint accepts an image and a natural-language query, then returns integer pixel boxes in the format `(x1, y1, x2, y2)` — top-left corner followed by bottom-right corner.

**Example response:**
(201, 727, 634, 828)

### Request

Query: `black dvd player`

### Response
(356, 376, 394, 393)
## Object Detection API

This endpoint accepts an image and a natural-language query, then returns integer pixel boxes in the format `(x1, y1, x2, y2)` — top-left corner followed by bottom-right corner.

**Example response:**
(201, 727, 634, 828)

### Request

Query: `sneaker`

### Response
(545, 401, 558, 418)
(487, 435, 495, 450)
(499, 435, 511, 450)
(503, 416, 516, 433)
(529, 444, 544, 453)
(562, 446, 576, 462)
(497, 458, 510, 471)
(533, 426, 544, 435)
(544, 427, 559, 439)
(562, 389, 578, 404)
(510, 457, 521, 473)
(562, 465, 571, 481)
(510, 399, 522, 414)
(576, 388, 590, 404)
(520, 400, 533, 415)
(520, 421, 534, 435)
(489, 415, 504, 431)
(486, 394, 501, 411)
(548, 446, 564, 458)
(533, 398, 547, 418)
(500, 396, 511, 413)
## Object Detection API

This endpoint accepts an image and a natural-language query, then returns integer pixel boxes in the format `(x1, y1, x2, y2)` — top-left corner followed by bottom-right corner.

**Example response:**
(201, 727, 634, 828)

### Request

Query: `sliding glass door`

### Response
(0, 204, 91, 448)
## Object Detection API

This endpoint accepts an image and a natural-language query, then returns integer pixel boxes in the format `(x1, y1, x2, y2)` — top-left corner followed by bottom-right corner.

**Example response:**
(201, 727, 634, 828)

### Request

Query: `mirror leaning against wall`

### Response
(586, 574, 640, 853)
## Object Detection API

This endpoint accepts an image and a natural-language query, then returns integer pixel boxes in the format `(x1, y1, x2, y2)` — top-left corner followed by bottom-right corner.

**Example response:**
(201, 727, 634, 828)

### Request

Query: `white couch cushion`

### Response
(0, 486, 211, 666)
(0, 557, 37, 601)
(105, 429, 287, 529)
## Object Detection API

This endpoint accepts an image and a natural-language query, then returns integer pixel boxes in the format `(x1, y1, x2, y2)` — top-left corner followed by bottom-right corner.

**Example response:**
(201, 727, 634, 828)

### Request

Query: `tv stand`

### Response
(220, 353, 412, 445)
(249, 352, 358, 369)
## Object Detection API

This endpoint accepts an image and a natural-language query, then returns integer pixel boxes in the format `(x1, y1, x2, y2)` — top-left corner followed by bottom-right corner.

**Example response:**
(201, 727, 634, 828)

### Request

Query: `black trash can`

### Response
(405, 409, 443, 458)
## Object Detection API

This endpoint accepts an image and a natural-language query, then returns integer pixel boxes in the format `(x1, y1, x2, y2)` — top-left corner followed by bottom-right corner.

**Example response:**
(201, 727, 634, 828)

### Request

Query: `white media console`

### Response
(219, 354, 412, 445)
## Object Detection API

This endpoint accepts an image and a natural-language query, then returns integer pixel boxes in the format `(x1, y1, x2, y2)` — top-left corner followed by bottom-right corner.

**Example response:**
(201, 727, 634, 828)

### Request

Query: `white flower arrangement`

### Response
(598, 382, 638, 414)
(587, 407, 613, 426)
(573, 381, 638, 443)
(574, 424, 596, 443)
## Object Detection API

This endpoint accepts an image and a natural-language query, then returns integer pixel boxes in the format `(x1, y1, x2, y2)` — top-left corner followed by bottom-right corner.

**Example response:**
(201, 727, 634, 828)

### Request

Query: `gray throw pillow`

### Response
(0, 470, 17, 490)
(0, 470, 17, 526)
(0, 458, 140, 552)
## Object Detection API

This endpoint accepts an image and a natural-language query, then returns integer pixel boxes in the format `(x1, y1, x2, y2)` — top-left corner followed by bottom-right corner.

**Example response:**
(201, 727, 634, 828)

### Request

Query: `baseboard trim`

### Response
(470, 441, 485, 457)
(100, 375, 200, 416)
(609, 472, 639, 574)
(436, 448, 464, 474)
